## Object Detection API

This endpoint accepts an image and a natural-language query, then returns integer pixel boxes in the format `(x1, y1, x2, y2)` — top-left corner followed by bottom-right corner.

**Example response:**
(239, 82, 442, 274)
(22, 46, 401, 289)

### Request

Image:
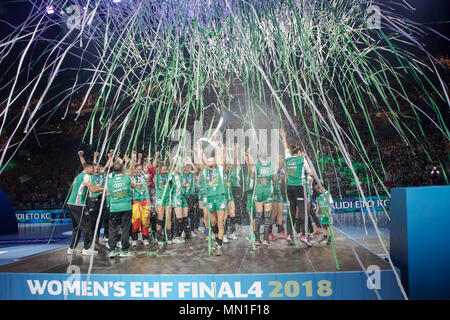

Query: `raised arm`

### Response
(211, 135, 224, 166)
(152, 151, 160, 169)
(186, 155, 198, 174)
(115, 152, 123, 165)
(233, 143, 240, 168)
(103, 150, 114, 171)
(194, 140, 206, 171)
(280, 127, 288, 151)
(93, 151, 99, 165)
(167, 151, 174, 173)
(244, 146, 255, 172)
(78, 150, 86, 167)
(123, 154, 130, 173)
(223, 143, 228, 166)
(130, 151, 137, 172)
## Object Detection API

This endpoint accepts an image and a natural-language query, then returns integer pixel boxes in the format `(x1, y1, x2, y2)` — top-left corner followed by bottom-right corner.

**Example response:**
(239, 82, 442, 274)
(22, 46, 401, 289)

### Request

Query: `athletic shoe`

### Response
(205, 236, 209, 241)
(143, 240, 150, 246)
(301, 236, 313, 247)
(105, 243, 110, 250)
(277, 231, 286, 239)
(81, 249, 99, 256)
(255, 240, 263, 246)
(223, 235, 229, 243)
(215, 245, 223, 256)
(167, 239, 173, 244)
(228, 233, 238, 240)
(172, 237, 185, 244)
(262, 240, 270, 247)
(108, 251, 116, 259)
(319, 237, 328, 245)
(66, 248, 74, 255)
(119, 251, 133, 257)
(286, 235, 294, 246)
(269, 233, 276, 241)
(102, 237, 109, 242)
(131, 241, 137, 247)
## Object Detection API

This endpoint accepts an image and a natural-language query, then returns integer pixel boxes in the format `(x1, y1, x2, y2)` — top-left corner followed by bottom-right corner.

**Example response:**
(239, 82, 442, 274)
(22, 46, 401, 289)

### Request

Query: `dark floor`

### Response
(0, 227, 390, 274)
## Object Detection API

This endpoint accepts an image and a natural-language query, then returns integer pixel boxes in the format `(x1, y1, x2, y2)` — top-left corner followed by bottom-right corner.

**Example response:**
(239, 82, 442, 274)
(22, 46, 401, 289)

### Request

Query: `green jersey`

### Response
(172, 173, 183, 197)
(181, 172, 195, 196)
(155, 173, 172, 199)
(107, 174, 133, 213)
(203, 166, 225, 197)
(197, 172, 207, 198)
(317, 192, 333, 216)
(317, 191, 333, 225)
(133, 174, 149, 201)
(90, 172, 105, 198)
(254, 161, 275, 193)
(67, 172, 91, 205)
(106, 172, 115, 208)
(285, 150, 311, 186)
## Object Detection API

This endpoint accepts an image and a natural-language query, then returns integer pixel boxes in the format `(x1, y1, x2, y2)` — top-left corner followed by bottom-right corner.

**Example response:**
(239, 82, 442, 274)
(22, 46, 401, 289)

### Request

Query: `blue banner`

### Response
(0, 271, 403, 300)
(15, 209, 71, 224)
(332, 196, 390, 214)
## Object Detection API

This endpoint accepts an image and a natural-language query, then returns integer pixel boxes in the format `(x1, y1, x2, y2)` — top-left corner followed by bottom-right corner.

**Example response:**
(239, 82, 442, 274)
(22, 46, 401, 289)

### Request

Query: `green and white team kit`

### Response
(172, 173, 188, 208)
(67, 172, 91, 205)
(133, 174, 150, 201)
(285, 150, 311, 186)
(317, 191, 333, 225)
(107, 174, 133, 212)
(90, 172, 105, 199)
(203, 166, 226, 211)
(155, 173, 172, 207)
(253, 161, 275, 203)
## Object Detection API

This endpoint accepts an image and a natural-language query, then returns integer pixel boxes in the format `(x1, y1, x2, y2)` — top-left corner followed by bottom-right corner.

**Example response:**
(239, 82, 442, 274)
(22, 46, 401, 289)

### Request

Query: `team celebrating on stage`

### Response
(66, 128, 334, 258)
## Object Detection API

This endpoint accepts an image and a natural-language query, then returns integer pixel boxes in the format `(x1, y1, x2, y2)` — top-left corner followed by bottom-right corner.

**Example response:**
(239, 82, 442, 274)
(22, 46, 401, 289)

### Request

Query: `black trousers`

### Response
(103, 206, 110, 238)
(87, 197, 105, 244)
(242, 190, 252, 225)
(108, 210, 132, 251)
(286, 185, 306, 236)
(68, 204, 93, 250)
(231, 186, 243, 225)
(308, 201, 321, 233)
(185, 195, 199, 230)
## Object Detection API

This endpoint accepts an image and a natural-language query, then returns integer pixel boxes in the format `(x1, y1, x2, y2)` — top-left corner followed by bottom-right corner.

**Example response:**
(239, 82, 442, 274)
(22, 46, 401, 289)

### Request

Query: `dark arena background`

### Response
(0, 0, 449, 308)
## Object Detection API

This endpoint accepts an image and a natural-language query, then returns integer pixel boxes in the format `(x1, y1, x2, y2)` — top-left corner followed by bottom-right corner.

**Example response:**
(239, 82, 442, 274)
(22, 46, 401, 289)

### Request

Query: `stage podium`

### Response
(390, 186, 450, 299)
